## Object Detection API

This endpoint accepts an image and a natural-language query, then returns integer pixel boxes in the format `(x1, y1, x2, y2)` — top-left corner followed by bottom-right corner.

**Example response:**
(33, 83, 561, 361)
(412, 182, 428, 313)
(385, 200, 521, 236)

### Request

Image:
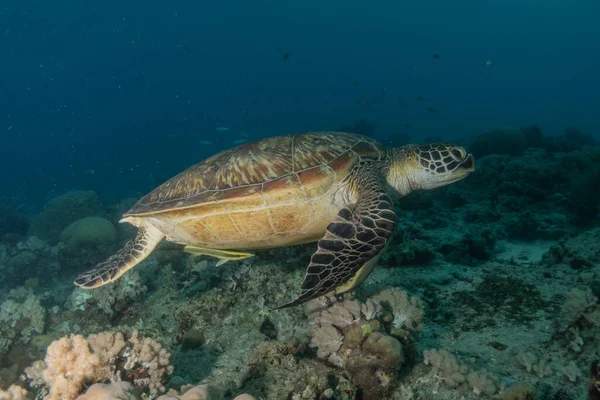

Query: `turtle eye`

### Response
(451, 148, 465, 160)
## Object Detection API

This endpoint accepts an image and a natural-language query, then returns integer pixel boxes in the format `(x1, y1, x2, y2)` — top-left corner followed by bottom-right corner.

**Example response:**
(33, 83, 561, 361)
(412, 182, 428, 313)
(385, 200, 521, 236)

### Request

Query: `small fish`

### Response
(398, 100, 410, 110)
(216, 126, 230, 132)
(432, 53, 440, 59)
(232, 139, 248, 145)
(199, 140, 213, 145)
(485, 60, 492, 66)
(352, 80, 360, 88)
(416, 96, 424, 101)
(283, 52, 289, 60)
(425, 107, 438, 114)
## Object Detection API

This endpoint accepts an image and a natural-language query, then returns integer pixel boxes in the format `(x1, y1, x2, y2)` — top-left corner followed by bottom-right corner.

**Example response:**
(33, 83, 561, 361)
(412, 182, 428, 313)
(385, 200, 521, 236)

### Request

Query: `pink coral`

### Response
(43, 335, 108, 400)
(25, 331, 173, 400)
(0, 385, 28, 400)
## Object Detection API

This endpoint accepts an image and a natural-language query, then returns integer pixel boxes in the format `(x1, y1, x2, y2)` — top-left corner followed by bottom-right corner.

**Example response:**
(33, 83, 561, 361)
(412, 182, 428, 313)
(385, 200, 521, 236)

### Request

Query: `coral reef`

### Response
(468, 125, 596, 159)
(503, 381, 536, 400)
(590, 360, 600, 400)
(0, 236, 58, 285)
(69, 270, 147, 316)
(25, 330, 173, 400)
(33, 191, 106, 243)
(242, 339, 333, 400)
(0, 384, 28, 400)
(468, 127, 530, 158)
(76, 382, 140, 400)
(422, 349, 499, 396)
(58, 217, 119, 271)
(0, 290, 46, 362)
(1, 126, 598, 399)
(0, 203, 29, 245)
(59, 217, 117, 248)
(308, 289, 424, 399)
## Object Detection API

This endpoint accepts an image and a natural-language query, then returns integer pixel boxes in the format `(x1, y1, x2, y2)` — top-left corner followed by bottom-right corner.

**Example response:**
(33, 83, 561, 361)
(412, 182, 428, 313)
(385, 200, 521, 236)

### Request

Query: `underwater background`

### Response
(1, 0, 600, 399)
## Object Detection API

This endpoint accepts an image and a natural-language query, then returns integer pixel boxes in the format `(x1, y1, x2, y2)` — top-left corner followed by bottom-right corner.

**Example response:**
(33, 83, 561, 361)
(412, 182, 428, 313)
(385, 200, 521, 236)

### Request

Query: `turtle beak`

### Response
(441, 154, 475, 184)
(460, 154, 475, 172)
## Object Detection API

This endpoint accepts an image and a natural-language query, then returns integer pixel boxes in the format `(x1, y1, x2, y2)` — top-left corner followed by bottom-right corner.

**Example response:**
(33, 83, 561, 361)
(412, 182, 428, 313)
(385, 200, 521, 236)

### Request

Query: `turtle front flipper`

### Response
(74, 223, 165, 288)
(276, 168, 396, 309)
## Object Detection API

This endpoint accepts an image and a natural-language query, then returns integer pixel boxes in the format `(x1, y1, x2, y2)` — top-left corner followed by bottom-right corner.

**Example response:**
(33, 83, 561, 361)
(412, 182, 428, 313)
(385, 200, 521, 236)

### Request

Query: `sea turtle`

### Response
(74, 132, 474, 308)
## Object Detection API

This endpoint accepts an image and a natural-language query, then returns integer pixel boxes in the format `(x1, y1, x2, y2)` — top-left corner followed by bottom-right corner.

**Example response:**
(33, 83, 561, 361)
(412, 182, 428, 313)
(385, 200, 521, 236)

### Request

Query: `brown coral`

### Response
(308, 293, 410, 400)
(345, 333, 404, 400)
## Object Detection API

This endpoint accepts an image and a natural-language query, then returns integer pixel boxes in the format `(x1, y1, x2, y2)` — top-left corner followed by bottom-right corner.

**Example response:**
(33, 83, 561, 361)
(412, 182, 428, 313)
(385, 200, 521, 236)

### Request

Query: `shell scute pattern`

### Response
(126, 132, 383, 216)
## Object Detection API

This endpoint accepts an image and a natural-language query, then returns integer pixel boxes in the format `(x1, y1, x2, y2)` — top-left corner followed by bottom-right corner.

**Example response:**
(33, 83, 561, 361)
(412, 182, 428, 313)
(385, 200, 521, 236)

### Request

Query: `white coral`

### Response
(562, 287, 597, 324)
(373, 288, 424, 331)
(466, 370, 498, 396)
(69, 271, 147, 316)
(516, 351, 554, 378)
(563, 361, 580, 383)
(360, 298, 382, 320)
(423, 349, 467, 388)
(0, 292, 46, 356)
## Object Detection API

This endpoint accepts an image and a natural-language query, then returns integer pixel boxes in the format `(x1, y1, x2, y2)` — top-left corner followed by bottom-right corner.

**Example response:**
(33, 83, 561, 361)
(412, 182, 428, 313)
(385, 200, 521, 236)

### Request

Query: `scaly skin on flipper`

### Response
(276, 165, 396, 309)
(74, 223, 164, 288)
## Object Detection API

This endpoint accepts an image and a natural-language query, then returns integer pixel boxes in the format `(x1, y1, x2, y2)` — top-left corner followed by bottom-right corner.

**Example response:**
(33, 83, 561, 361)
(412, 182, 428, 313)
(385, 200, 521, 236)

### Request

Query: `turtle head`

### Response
(386, 143, 475, 197)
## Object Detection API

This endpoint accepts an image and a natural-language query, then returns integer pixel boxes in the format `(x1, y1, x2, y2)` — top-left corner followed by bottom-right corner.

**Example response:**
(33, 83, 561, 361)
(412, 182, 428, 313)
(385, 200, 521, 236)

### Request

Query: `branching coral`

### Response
(423, 349, 499, 396)
(466, 370, 498, 396)
(423, 349, 468, 388)
(25, 330, 173, 400)
(516, 351, 553, 378)
(562, 287, 598, 326)
(69, 271, 147, 315)
(0, 384, 28, 400)
(42, 334, 107, 400)
(0, 292, 45, 358)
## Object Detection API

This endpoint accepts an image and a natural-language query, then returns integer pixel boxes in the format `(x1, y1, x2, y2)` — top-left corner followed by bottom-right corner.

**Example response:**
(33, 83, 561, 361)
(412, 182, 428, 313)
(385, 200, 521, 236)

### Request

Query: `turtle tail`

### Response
(74, 223, 164, 288)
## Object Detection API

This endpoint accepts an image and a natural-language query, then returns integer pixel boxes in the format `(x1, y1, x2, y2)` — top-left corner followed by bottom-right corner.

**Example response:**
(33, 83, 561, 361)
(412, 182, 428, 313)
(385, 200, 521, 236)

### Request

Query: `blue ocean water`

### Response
(1, 0, 598, 209)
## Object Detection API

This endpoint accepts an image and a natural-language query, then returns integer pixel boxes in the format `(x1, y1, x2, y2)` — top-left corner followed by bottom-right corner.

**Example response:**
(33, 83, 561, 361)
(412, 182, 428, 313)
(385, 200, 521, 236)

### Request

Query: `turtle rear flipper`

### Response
(276, 167, 396, 309)
(74, 223, 165, 288)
